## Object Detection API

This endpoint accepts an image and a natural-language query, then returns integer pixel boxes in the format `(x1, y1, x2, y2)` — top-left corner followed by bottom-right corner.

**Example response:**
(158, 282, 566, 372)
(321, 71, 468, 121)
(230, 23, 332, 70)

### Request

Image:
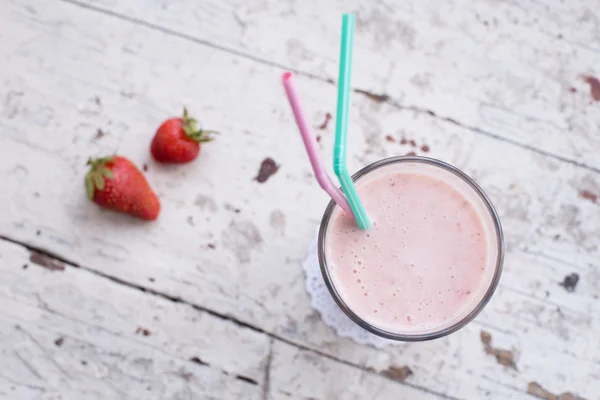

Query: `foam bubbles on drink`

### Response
(325, 169, 489, 333)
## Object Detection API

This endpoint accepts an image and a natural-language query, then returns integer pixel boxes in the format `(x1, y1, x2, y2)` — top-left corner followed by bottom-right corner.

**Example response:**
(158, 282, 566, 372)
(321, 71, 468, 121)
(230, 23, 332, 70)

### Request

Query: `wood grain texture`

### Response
(0, 0, 599, 399)
(269, 342, 442, 400)
(71, 0, 600, 171)
(0, 240, 266, 400)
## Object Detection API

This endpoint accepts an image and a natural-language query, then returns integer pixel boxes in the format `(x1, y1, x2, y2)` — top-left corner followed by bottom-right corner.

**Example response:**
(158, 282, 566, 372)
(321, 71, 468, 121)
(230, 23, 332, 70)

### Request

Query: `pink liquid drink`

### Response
(318, 157, 503, 341)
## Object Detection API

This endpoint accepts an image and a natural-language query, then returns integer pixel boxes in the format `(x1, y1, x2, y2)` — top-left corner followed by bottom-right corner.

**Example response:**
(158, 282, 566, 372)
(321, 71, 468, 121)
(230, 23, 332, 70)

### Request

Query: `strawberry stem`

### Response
(181, 107, 218, 143)
(85, 155, 115, 200)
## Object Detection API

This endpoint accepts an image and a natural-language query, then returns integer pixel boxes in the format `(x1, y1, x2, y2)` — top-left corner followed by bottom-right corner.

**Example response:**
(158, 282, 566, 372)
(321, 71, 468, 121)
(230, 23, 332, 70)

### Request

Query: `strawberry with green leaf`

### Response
(85, 156, 160, 220)
(151, 108, 216, 163)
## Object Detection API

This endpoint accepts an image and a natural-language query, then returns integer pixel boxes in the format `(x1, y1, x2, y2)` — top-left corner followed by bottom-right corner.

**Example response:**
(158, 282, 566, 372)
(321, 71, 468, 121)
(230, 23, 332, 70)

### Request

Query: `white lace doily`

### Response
(303, 234, 398, 348)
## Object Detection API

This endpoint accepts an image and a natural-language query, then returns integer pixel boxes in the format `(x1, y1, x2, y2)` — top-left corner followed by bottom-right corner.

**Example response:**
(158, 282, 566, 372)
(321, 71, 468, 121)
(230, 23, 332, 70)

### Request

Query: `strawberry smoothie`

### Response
(319, 158, 502, 339)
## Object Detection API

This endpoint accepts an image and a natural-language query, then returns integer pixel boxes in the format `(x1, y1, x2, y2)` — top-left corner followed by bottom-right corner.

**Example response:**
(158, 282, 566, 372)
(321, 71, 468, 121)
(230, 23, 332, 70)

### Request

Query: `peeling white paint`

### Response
(0, 0, 598, 398)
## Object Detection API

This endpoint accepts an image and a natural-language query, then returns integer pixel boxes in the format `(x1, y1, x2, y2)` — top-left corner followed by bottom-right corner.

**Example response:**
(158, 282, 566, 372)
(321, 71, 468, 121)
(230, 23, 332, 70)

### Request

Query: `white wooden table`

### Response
(1, 1, 599, 399)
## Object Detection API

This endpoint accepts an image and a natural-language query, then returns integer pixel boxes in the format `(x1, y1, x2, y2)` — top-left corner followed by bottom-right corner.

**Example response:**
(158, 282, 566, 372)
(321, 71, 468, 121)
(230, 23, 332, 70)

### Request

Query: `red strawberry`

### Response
(85, 156, 160, 220)
(150, 108, 216, 163)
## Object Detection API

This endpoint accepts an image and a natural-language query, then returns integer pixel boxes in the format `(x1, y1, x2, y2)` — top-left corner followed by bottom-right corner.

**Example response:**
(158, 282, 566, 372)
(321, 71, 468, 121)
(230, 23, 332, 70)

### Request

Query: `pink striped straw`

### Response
(281, 72, 352, 214)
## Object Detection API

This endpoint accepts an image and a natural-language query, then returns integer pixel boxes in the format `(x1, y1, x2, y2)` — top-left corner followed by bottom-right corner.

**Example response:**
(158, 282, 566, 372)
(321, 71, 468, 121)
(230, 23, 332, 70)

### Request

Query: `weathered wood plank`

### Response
(72, 0, 600, 170)
(0, 0, 599, 398)
(0, 239, 267, 400)
(269, 341, 444, 400)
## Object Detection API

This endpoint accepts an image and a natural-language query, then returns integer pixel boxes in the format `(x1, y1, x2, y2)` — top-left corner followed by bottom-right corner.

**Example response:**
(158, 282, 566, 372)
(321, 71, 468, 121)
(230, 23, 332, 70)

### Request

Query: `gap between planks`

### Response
(262, 338, 273, 400)
(56, 0, 600, 177)
(0, 234, 460, 400)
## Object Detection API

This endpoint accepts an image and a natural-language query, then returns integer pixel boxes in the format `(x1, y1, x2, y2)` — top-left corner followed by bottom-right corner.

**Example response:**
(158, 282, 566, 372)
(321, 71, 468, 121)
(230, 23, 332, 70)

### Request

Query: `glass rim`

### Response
(317, 156, 504, 342)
